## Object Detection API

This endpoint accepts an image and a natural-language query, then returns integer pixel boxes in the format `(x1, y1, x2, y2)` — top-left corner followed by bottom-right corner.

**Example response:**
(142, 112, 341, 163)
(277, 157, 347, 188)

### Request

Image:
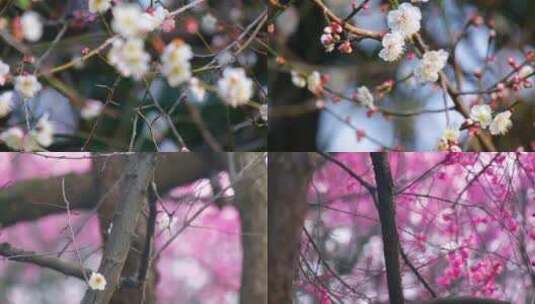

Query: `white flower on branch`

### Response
(470, 104, 492, 129)
(21, 11, 43, 42)
(108, 38, 150, 80)
(217, 67, 253, 107)
(88, 272, 107, 291)
(161, 40, 193, 87)
(387, 3, 422, 38)
(111, 4, 151, 38)
(291, 70, 306, 88)
(15, 74, 42, 99)
(307, 71, 322, 94)
(0, 127, 24, 150)
(414, 49, 449, 83)
(437, 127, 460, 151)
(187, 77, 206, 102)
(88, 0, 112, 14)
(355, 86, 375, 109)
(0, 91, 14, 118)
(0, 113, 53, 151)
(378, 32, 405, 62)
(201, 13, 218, 34)
(158, 212, 177, 231)
(519, 65, 534, 79)
(489, 110, 513, 135)
(81, 100, 104, 120)
(142, 6, 170, 32)
(30, 113, 55, 148)
(0, 60, 9, 85)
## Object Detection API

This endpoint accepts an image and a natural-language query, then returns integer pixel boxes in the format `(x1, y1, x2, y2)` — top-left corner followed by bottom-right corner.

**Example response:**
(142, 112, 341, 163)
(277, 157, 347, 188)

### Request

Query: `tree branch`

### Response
(0, 153, 225, 228)
(370, 152, 404, 304)
(81, 154, 157, 304)
(0, 242, 91, 280)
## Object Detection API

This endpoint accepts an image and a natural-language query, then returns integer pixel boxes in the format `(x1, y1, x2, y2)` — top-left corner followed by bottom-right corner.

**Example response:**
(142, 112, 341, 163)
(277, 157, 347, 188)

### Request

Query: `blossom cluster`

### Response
(276, 0, 535, 151)
(0, 0, 264, 151)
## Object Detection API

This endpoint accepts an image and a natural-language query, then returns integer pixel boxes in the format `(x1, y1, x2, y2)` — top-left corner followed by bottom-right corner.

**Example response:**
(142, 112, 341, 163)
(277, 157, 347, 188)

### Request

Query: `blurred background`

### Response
(0, 153, 243, 304)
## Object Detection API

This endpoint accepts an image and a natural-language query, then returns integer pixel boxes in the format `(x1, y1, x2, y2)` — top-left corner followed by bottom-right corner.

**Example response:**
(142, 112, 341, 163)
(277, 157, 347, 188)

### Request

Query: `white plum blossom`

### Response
(437, 127, 460, 151)
(158, 212, 177, 231)
(0, 60, 9, 85)
(21, 11, 43, 42)
(187, 77, 206, 102)
(81, 100, 104, 120)
(387, 3, 422, 38)
(0, 118, 52, 151)
(142, 6, 170, 32)
(489, 110, 512, 135)
(108, 38, 150, 80)
(355, 86, 375, 108)
(88, 272, 107, 291)
(0, 91, 14, 118)
(411, 0, 429, 3)
(519, 65, 534, 79)
(378, 32, 405, 62)
(160, 40, 193, 87)
(30, 114, 54, 148)
(291, 70, 306, 88)
(201, 13, 218, 34)
(217, 67, 253, 107)
(15, 74, 42, 99)
(470, 104, 493, 129)
(0, 127, 24, 150)
(307, 71, 322, 94)
(88, 0, 112, 14)
(414, 49, 449, 83)
(111, 4, 150, 38)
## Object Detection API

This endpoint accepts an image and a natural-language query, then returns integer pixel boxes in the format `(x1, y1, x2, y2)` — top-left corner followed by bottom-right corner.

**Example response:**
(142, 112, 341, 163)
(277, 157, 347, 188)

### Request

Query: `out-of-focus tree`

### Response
(0, 152, 267, 304)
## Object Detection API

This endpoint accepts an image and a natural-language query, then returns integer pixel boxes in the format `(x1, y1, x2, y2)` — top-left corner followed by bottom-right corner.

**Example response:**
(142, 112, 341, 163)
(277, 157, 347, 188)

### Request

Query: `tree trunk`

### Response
(370, 152, 404, 304)
(268, 152, 316, 304)
(232, 153, 268, 304)
(83, 154, 157, 304)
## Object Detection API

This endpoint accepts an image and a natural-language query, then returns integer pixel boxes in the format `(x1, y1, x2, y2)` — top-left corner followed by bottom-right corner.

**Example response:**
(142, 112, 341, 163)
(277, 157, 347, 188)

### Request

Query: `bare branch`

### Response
(0, 242, 91, 280)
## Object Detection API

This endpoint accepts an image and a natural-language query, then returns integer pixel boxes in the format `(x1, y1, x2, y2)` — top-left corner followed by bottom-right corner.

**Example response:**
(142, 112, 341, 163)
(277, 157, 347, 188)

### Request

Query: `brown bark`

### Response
(81, 154, 157, 304)
(370, 152, 404, 304)
(268, 152, 316, 304)
(232, 153, 268, 304)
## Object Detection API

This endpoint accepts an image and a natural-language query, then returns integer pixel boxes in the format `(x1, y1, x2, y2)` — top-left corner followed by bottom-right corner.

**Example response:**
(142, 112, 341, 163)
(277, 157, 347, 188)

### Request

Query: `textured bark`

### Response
(370, 152, 404, 304)
(232, 153, 268, 304)
(81, 154, 157, 304)
(268, 153, 316, 304)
